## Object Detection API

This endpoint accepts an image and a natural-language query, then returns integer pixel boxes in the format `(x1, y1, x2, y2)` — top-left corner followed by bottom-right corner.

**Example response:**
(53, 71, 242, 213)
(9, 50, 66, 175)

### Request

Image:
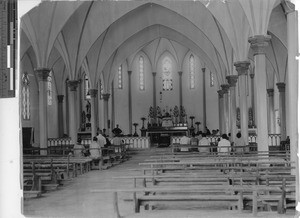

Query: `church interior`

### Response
(17, 0, 300, 217)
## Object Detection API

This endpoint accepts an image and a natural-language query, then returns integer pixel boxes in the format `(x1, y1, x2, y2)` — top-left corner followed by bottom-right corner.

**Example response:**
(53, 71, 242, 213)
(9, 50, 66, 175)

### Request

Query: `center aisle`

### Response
(23, 148, 294, 218)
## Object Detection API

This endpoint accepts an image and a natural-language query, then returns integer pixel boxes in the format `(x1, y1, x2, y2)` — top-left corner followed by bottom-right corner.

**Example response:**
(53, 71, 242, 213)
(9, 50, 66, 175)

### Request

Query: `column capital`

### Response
(221, 84, 230, 93)
(217, 90, 224, 98)
(35, 68, 51, 81)
(282, 1, 295, 14)
(267, 88, 274, 97)
(89, 89, 98, 98)
(250, 73, 255, 79)
(102, 93, 110, 101)
(68, 80, 79, 91)
(234, 61, 250, 76)
(276, 82, 286, 92)
(201, 68, 206, 73)
(226, 75, 238, 87)
(128, 70, 132, 76)
(152, 72, 157, 77)
(57, 95, 64, 103)
(178, 71, 183, 76)
(248, 35, 271, 55)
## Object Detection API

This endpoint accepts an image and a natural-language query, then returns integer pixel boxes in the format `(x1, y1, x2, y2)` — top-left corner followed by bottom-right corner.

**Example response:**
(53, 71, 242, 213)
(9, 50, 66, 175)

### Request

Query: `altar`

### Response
(146, 105, 194, 147)
(147, 125, 188, 147)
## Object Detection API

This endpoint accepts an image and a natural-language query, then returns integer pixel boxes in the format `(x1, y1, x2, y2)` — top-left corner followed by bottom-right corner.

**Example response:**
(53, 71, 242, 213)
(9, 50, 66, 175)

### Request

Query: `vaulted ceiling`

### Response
(20, 0, 287, 93)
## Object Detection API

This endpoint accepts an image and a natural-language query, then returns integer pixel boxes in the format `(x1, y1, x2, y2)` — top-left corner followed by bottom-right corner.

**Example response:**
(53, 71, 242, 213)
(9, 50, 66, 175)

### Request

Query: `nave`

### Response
(23, 148, 296, 218)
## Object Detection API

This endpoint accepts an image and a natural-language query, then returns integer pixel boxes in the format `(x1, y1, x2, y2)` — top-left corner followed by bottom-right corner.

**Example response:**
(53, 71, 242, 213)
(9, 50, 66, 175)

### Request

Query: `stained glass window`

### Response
(189, 54, 195, 89)
(118, 65, 122, 89)
(99, 80, 103, 100)
(22, 72, 30, 120)
(47, 71, 53, 105)
(84, 74, 90, 99)
(139, 56, 145, 91)
(162, 57, 173, 91)
(210, 72, 214, 87)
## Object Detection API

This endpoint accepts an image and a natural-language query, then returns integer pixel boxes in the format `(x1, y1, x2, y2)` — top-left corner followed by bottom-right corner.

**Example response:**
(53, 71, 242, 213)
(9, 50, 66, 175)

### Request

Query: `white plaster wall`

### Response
(182, 53, 203, 129)
(131, 53, 153, 135)
(156, 52, 179, 113)
(114, 63, 129, 135)
(21, 56, 40, 145)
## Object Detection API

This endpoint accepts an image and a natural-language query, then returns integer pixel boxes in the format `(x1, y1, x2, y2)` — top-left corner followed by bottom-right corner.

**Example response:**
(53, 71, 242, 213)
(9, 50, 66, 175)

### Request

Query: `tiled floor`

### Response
(23, 149, 296, 218)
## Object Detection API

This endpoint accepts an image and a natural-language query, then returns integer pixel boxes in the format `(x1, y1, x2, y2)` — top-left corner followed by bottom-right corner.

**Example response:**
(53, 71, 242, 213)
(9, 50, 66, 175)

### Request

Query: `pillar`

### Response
(78, 79, 83, 130)
(111, 82, 115, 132)
(89, 89, 98, 137)
(152, 72, 157, 109)
(282, 1, 298, 203)
(178, 71, 183, 108)
(266, 89, 275, 134)
(102, 93, 110, 134)
(250, 73, 255, 127)
(248, 35, 271, 151)
(67, 80, 79, 144)
(226, 75, 238, 142)
(235, 61, 250, 146)
(221, 84, 230, 134)
(35, 68, 50, 155)
(202, 68, 207, 132)
(57, 95, 64, 138)
(217, 90, 225, 134)
(128, 71, 132, 134)
(276, 83, 287, 140)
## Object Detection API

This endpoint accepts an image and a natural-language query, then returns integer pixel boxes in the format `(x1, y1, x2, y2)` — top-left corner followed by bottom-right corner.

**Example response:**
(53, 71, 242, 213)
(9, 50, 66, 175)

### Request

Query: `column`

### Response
(178, 71, 183, 108)
(202, 68, 207, 132)
(217, 90, 225, 134)
(89, 89, 98, 137)
(267, 89, 275, 134)
(283, 2, 298, 201)
(248, 35, 271, 151)
(67, 80, 79, 144)
(57, 95, 64, 138)
(221, 84, 230, 134)
(35, 68, 50, 155)
(152, 72, 157, 109)
(128, 71, 132, 134)
(235, 61, 250, 146)
(78, 79, 83, 130)
(276, 83, 287, 140)
(250, 73, 255, 127)
(226, 75, 238, 142)
(102, 93, 110, 133)
(111, 82, 115, 132)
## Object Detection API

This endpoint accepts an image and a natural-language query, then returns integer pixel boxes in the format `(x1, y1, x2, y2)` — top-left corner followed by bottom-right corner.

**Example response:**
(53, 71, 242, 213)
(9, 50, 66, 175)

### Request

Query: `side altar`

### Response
(146, 106, 190, 147)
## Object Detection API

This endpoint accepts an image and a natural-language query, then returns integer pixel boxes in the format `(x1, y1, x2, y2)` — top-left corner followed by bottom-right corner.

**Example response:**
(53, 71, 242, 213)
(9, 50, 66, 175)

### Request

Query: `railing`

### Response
(171, 134, 281, 146)
(48, 138, 72, 147)
(121, 137, 150, 149)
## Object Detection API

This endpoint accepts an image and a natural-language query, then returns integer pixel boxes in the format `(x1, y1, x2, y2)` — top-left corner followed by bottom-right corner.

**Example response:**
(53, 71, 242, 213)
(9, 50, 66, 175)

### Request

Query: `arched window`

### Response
(118, 65, 122, 89)
(22, 72, 30, 120)
(99, 79, 103, 99)
(84, 74, 90, 99)
(162, 57, 173, 91)
(47, 71, 53, 105)
(189, 54, 195, 89)
(139, 56, 145, 90)
(210, 72, 214, 87)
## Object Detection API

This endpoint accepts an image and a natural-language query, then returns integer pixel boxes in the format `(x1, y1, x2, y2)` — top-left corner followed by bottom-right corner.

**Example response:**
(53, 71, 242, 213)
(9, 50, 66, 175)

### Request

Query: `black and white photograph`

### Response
(0, 0, 299, 217)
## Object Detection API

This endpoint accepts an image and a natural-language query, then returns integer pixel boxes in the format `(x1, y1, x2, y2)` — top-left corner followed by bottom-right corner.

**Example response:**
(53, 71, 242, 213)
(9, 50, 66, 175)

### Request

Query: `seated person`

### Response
(234, 132, 246, 154)
(218, 134, 231, 155)
(73, 138, 85, 157)
(189, 132, 198, 151)
(198, 133, 210, 153)
(180, 135, 190, 152)
(89, 136, 101, 159)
